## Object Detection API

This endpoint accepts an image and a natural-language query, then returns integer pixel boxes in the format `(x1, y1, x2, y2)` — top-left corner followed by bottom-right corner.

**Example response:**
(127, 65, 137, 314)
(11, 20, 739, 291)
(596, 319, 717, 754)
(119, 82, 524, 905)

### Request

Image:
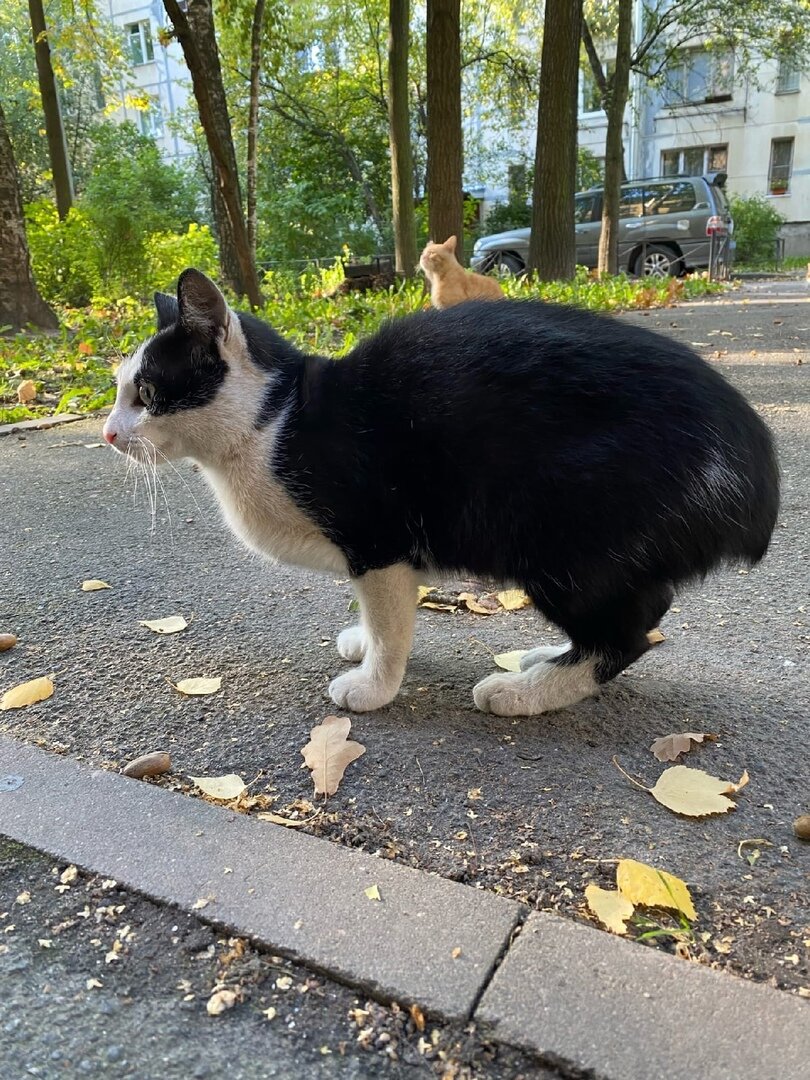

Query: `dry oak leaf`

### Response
(585, 885, 635, 935)
(494, 650, 529, 673)
(81, 579, 111, 592)
(189, 773, 247, 801)
(616, 859, 697, 921)
(139, 615, 188, 634)
(301, 715, 365, 797)
(1, 676, 54, 711)
(173, 677, 221, 696)
(497, 589, 531, 611)
(650, 731, 716, 763)
(614, 756, 749, 817)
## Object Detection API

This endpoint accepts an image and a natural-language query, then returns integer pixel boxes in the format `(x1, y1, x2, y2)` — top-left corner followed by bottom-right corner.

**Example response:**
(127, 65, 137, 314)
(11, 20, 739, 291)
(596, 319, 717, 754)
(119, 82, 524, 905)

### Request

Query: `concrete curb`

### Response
(0, 413, 84, 437)
(1, 734, 807, 1078)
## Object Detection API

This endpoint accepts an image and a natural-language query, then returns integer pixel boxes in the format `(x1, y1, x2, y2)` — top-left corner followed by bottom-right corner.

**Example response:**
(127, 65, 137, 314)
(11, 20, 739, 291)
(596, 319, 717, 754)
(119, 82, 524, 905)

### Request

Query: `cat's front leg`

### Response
(328, 564, 418, 712)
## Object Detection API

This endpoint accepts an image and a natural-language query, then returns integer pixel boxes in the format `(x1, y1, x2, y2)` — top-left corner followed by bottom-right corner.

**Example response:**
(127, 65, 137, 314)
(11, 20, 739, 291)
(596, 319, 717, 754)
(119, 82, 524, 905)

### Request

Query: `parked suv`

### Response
(470, 173, 732, 277)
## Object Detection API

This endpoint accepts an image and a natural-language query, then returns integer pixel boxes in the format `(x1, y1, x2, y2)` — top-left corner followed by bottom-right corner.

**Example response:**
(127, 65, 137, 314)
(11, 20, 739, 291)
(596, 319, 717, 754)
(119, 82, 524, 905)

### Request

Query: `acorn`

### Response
(793, 815, 810, 841)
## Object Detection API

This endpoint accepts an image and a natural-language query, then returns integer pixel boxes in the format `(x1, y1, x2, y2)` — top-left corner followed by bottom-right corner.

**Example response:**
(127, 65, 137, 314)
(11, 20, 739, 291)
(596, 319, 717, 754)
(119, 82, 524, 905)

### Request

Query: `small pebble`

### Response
(122, 751, 172, 779)
(0, 633, 17, 652)
(794, 814, 810, 841)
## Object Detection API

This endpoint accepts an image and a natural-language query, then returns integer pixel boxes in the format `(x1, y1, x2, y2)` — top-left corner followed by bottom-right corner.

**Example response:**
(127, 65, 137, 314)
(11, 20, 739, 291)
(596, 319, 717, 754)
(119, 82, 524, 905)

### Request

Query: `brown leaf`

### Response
(409, 1003, 426, 1032)
(646, 628, 665, 645)
(650, 731, 716, 762)
(458, 592, 500, 615)
(17, 379, 36, 404)
(497, 589, 531, 611)
(301, 716, 365, 796)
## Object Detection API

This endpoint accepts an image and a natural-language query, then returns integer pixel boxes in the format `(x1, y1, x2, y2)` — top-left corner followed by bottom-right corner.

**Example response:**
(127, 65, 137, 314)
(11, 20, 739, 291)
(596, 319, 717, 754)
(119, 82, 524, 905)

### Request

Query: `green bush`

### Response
(25, 200, 101, 307)
(729, 193, 785, 266)
(145, 224, 219, 289)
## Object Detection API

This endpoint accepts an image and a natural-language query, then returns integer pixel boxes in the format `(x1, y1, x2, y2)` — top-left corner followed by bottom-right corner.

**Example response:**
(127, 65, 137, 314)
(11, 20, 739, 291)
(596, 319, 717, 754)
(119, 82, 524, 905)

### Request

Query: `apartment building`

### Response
(102, 0, 194, 164)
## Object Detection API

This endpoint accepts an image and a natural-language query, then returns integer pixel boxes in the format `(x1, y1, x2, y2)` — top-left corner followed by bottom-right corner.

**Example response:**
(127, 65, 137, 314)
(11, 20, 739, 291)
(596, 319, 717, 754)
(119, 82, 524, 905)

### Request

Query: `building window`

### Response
(126, 21, 154, 66)
(660, 145, 727, 177)
(139, 98, 164, 139)
(768, 138, 794, 194)
(664, 50, 733, 106)
(776, 58, 800, 94)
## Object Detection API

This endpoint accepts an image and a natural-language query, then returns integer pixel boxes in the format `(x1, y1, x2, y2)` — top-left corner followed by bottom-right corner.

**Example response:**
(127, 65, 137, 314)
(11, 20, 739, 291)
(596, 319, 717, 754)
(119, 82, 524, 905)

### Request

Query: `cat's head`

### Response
(103, 269, 261, 465)
(419, 235, 458, 275)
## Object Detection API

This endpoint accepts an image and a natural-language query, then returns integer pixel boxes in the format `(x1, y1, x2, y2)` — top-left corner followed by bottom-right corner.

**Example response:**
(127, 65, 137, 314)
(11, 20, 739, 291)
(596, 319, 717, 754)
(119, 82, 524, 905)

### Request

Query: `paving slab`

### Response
(0, 734, 523, 1020)
(476, 911, 810, 1080)
(0, 412, 83, 436)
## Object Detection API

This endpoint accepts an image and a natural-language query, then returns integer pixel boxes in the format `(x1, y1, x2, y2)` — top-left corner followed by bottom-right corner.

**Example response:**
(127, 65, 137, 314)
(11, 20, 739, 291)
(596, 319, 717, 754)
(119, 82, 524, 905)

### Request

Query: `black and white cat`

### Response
(103, 269, 779, 717)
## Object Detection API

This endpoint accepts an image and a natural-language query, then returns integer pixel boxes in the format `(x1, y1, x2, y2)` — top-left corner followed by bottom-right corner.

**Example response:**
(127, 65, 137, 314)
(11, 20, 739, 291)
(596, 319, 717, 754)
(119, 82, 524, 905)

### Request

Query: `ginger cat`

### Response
(420, 235, 504, 309)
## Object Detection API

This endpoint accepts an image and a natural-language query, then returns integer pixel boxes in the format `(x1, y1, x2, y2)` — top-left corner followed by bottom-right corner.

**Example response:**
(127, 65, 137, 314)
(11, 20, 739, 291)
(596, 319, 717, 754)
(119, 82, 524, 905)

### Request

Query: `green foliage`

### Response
(1, 271, 723, 425)
(145, 224, 219, 288)
(25, 200, 101, 307)
(484, 199, 532, 234)
(728, 194, 785, 267)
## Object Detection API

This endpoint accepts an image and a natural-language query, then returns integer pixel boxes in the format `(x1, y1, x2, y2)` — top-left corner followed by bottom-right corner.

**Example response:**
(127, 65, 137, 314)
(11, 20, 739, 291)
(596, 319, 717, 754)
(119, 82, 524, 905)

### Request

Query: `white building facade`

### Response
(103, 0, 195, 164)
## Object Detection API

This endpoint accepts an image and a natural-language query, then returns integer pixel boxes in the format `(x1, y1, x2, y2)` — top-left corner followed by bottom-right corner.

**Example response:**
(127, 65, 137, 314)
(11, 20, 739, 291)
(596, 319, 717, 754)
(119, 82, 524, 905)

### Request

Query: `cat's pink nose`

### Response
(104, 429, 117, 445)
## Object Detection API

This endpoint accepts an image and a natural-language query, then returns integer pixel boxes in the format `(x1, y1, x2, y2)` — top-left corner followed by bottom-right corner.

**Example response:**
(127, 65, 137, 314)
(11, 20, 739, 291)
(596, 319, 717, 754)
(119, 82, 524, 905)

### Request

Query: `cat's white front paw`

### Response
(337, 625, 367, 662)
(473, 672, 530, 716)
(328, 669, 398, 712)
(473, 657, 599, 717)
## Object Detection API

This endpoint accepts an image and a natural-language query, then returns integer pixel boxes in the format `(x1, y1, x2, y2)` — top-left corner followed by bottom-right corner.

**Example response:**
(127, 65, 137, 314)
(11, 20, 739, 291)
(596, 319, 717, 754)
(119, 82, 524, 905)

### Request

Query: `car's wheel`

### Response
(492, 252, 525, 276)
(633, 245, 679, 278)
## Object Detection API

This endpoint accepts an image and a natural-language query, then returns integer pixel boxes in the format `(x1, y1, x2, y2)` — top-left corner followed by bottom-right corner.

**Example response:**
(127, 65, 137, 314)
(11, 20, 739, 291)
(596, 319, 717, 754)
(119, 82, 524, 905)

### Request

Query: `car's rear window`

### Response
(644, 181, 697, 214)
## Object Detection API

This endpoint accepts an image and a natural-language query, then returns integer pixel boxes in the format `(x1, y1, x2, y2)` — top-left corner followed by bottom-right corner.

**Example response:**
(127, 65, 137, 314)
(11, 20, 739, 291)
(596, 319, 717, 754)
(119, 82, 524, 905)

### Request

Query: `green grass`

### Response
(0, 269, 725, 425)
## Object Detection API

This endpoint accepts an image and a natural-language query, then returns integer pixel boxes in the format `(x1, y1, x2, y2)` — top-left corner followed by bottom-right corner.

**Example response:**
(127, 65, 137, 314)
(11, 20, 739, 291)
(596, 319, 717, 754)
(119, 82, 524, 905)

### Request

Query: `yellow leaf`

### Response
(189, 774, 247, 801)
(650, 765, 749, 818)
(493, 650, 528, 672)
(585, 885, 634, 934)
(650, 731, 715, 762)
(81, 579, 111, 592)
(301, 715, 365, 797)
(646, 628, 665, 645)
(139, 615, 188, 634)
(257, 811, 321, 828)
(458, 592, 499, 615)
(364, 884, 381, 901)
(417, 586, 433, 601)
(616, 859, 697, 920)
(497, 589, 531, 611)
(1, 676, 54, 711)
(173, 677, 222, 696)
(206, 989, 237, 1015)
(420, 601, 457, 611)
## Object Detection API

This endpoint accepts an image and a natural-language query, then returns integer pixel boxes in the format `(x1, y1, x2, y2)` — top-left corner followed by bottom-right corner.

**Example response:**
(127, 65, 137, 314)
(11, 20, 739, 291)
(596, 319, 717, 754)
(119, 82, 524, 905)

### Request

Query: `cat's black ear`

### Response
(154, 291, 179, 330)
(177, 268, 228, 337)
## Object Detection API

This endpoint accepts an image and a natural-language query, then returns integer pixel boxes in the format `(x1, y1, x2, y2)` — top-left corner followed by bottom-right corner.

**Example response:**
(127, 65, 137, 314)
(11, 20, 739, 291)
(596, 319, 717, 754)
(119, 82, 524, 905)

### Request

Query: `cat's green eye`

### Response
(138, 382, 156, 407)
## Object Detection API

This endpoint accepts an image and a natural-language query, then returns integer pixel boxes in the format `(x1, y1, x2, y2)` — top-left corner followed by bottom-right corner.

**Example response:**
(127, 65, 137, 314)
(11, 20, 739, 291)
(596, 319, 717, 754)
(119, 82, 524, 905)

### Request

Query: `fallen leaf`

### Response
(172, 677, 222, 696)
(493, 649, 528, 672)
(650, 766, 749, 817)
(451, 947, 462, 959)
(262, 1006, 277, 1020)
(409, 1003, 426, 1032)
(17, 379, 36, 404)
(60, 865, 78, 885)
(139, 615, 188, 634)
(585, 885, 634, 934)
(419, 601, 457, 611)
(1, 676, 54, 711)
(191, 897, 211, 910)
(497, 589, 531, 611)
(650, 732, 715, 762)
(616, 859, 697, 920)
(77, 341, 93, 355)
(0, 634, 17, 652)
(207, 989, 238, 1015)
(275, 975, 293, 990)
(86, 978, 103, 989)
(646, 628, 666, 645)
(458, 592, 499, 615)
(301, 716, 365, 797)
(15, 892, 31, 905)
(38, 939, 53, 948)
(189, 773, 247, 801)
(364, 884, 381, 901)
(81, 579, 111, 592)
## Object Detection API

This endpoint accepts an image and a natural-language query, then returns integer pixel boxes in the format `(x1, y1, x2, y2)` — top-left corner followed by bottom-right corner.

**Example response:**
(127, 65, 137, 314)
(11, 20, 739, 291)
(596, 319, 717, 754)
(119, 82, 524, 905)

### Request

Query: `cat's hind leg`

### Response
(329, 564, 418, 712)
(473, 580, 674, 717)
(337, 625, 367, 662)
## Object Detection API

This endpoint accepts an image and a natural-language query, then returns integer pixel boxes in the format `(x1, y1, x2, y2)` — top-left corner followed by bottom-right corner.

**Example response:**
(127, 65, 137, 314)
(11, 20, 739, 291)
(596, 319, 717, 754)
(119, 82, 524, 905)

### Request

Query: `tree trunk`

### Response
(527, 0, 583, 280)
(0, 100, 58, 330)
(28, 0, 74, 220)
(426, 0, 464, 259)
(163, 0, 262, 307)
(247, 0, 266, 265)
(388, 0, 417, 276)
(597, 0, 632, 277)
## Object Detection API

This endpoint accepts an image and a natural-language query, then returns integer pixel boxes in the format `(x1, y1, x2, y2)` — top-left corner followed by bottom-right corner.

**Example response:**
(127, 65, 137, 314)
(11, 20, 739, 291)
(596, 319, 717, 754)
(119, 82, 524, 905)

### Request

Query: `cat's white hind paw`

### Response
(473, 656, 599, 717)
(519, 643, 571, 671)
(337, 625, 367, 662)
(328, 669, 398, 712)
